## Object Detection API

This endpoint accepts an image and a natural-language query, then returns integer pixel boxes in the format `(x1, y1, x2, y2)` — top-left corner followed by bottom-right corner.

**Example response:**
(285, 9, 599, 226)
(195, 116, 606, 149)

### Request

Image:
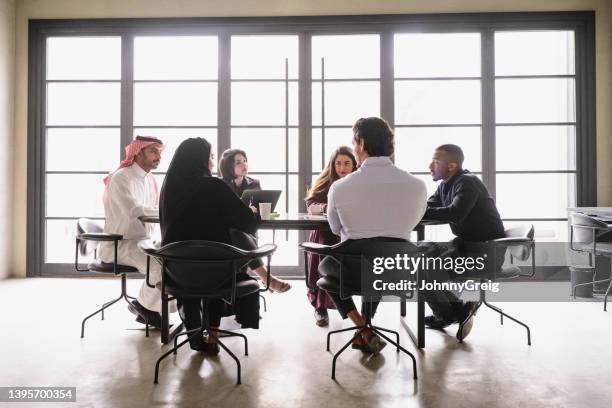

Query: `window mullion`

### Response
(218, 33, 231, 157)
(298, 32, 312, 212)
(481, 29, 496, 201)
(380, 30, 394, 161)
(121, 33, 134, 150)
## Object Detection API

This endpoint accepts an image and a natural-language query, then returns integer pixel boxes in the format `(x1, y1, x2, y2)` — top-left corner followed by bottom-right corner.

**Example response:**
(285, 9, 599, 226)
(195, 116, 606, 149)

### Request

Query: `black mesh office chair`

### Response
(143, 240, 276, 385)
(457, 224, 535, 344)
(301, 238, 419, 381)
(75, 218, 150, 338)
(569, 213, 612, 311)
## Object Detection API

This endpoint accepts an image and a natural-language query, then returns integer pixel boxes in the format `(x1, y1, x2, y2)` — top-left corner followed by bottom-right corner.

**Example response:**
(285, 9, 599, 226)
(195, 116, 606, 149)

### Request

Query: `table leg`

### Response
(400, 301, 425, 349)
(416, 224, 425, 241)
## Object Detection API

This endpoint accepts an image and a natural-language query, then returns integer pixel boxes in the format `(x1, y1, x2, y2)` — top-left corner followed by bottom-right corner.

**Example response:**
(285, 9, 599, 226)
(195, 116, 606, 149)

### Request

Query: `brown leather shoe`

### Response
(314, 308, 329, 327)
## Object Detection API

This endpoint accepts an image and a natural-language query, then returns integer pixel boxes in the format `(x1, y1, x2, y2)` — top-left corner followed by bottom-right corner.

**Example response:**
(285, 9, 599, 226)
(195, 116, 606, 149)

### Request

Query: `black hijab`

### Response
(160, 138, 212, 242)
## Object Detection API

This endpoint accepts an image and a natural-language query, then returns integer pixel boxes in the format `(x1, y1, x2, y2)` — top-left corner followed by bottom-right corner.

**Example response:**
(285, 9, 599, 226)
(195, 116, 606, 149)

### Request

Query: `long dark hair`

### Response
(218, 148, 247, 181)
(305, 146, 357, 201)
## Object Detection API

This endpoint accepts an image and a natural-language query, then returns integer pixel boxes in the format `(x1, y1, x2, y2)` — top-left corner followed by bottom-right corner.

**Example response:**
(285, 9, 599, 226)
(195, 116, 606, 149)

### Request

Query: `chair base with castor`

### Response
(75, 218, 150, 338)
(302, 239, 419, 381)
(154, 299, 249, 385)
(144, 240, 277, 385)
(456, 224, 536, 345)
(322, 293, 418, 380)
(79, 269, 150, 339)
(456, 280, 531, 346)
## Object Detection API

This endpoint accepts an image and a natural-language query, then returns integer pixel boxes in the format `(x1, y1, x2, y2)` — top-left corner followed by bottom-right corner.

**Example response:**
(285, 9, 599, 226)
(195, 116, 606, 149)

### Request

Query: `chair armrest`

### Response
(246, 243, 277, 258)
(300, 242, 334, 256)
(78, 232, 123, 242)
(492, 237, 533, 244)
(137, 240, 160, 289)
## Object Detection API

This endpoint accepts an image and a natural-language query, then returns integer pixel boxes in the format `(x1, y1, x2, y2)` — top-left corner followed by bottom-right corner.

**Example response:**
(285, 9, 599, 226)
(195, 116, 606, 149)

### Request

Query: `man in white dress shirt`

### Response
(100, 136, 175, 328)
(322, 117, 428, 354)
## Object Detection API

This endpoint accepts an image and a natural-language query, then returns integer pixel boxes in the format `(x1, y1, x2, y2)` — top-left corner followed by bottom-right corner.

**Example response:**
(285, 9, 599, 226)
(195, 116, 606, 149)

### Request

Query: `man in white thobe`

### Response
(100, 136, 175, 328)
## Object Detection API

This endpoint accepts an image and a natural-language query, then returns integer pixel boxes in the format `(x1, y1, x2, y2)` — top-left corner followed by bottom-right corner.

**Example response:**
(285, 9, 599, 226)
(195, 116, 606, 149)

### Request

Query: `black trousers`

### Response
(318, 255, 380, 320)
(418, 240, 504, 323)
(178, 277, 260, 331)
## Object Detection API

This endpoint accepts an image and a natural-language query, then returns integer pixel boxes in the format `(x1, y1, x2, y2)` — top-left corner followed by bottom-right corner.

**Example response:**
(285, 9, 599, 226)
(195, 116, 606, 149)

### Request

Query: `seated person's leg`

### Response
(233, 280, 261, 330)
(417, 241, 467, 327)
(117, 240, 177, 327)
(229, 229, 291, 293)
(184, 299, 224, 355)
(318, 256, 386, 354)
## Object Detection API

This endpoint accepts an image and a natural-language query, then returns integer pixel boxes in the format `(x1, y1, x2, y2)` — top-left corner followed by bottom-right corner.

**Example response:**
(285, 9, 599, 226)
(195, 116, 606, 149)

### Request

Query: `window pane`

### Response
(496, 126, 576, 171)
(46, 174, 105, 217)
(231, 82, 298, 126)
(495, 31, 575, 76)
(134, 36, 218, 80)
(496, 173, 576, 219)
(423, 224, 456, 242)
(258, 229, 299, 266)
(312, 82, 380, 126)
(312, 35, 380, 79)
(231, 35, 299, 79)
(134, 83, 217, 126)
(288, 129, 299, 173)
(311, 128, 354, 173)
(231, 128, 288, 173)
(134, 128, 218, 173)
(47, 128, 120, 172)
(394, 33, 481, 78)
(415, 174, 443, 198)
(395, 80, 481, 125)
(47, 83, 120, 126)
(395, 127, 481, 172)
(47, 37, 121, 80)
(46, 219, 96, 263)
(496, 78, 575, 123)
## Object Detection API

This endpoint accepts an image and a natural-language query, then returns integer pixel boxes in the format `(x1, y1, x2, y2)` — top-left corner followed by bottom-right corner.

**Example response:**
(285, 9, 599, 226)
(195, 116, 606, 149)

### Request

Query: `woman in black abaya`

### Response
(159, 137, 262, 353)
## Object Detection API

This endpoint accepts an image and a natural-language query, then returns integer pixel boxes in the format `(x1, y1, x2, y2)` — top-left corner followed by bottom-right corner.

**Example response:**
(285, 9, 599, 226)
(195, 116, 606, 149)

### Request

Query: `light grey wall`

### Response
(0, 0, 14, 280)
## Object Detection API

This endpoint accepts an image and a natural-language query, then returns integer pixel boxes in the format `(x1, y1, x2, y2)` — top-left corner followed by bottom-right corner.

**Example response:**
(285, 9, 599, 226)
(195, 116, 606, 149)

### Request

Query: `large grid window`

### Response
(44, 37, 122, 263)
(28, 13, 596, 276)
(494, 31, 576, 241)
(311, 34, 380, 179)
(394, 33, 482, 241)
(230, 35, 300, 266)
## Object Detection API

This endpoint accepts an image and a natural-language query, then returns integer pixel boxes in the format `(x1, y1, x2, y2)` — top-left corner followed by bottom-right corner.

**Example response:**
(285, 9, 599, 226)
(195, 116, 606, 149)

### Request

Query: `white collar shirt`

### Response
(326, 156, 427, 241)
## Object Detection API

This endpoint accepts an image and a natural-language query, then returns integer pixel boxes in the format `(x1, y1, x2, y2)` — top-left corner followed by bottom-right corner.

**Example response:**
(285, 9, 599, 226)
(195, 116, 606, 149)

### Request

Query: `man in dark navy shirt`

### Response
(421, 144, 505, 340)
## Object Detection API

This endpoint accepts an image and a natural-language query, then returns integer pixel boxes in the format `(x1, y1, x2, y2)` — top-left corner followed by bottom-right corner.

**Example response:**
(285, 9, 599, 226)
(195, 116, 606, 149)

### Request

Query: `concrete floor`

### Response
(0, 278, 611, 408)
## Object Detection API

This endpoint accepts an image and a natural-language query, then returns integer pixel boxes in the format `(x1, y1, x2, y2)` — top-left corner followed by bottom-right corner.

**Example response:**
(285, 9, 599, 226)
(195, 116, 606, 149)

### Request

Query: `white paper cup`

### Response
(259, 202, 272, 220)
(309, 203, 323, 215)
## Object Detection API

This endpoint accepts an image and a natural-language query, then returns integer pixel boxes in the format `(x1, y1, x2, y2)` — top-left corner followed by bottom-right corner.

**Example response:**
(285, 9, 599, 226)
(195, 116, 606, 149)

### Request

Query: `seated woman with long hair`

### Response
(218, 148, 291, 293)
(218, 148, 261, 197)
(159, 138, 279, 353)
(304, 146, 357, 327)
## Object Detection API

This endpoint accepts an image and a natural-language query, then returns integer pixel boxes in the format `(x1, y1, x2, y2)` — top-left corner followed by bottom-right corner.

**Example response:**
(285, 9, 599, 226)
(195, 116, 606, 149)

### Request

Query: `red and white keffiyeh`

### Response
(103, 136, 165, 204)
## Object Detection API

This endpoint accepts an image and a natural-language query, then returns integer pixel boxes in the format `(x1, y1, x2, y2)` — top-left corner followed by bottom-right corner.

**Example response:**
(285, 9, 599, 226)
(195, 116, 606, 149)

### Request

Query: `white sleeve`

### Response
(108, 174, 152, 219)
(326, 183, 342, 236)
